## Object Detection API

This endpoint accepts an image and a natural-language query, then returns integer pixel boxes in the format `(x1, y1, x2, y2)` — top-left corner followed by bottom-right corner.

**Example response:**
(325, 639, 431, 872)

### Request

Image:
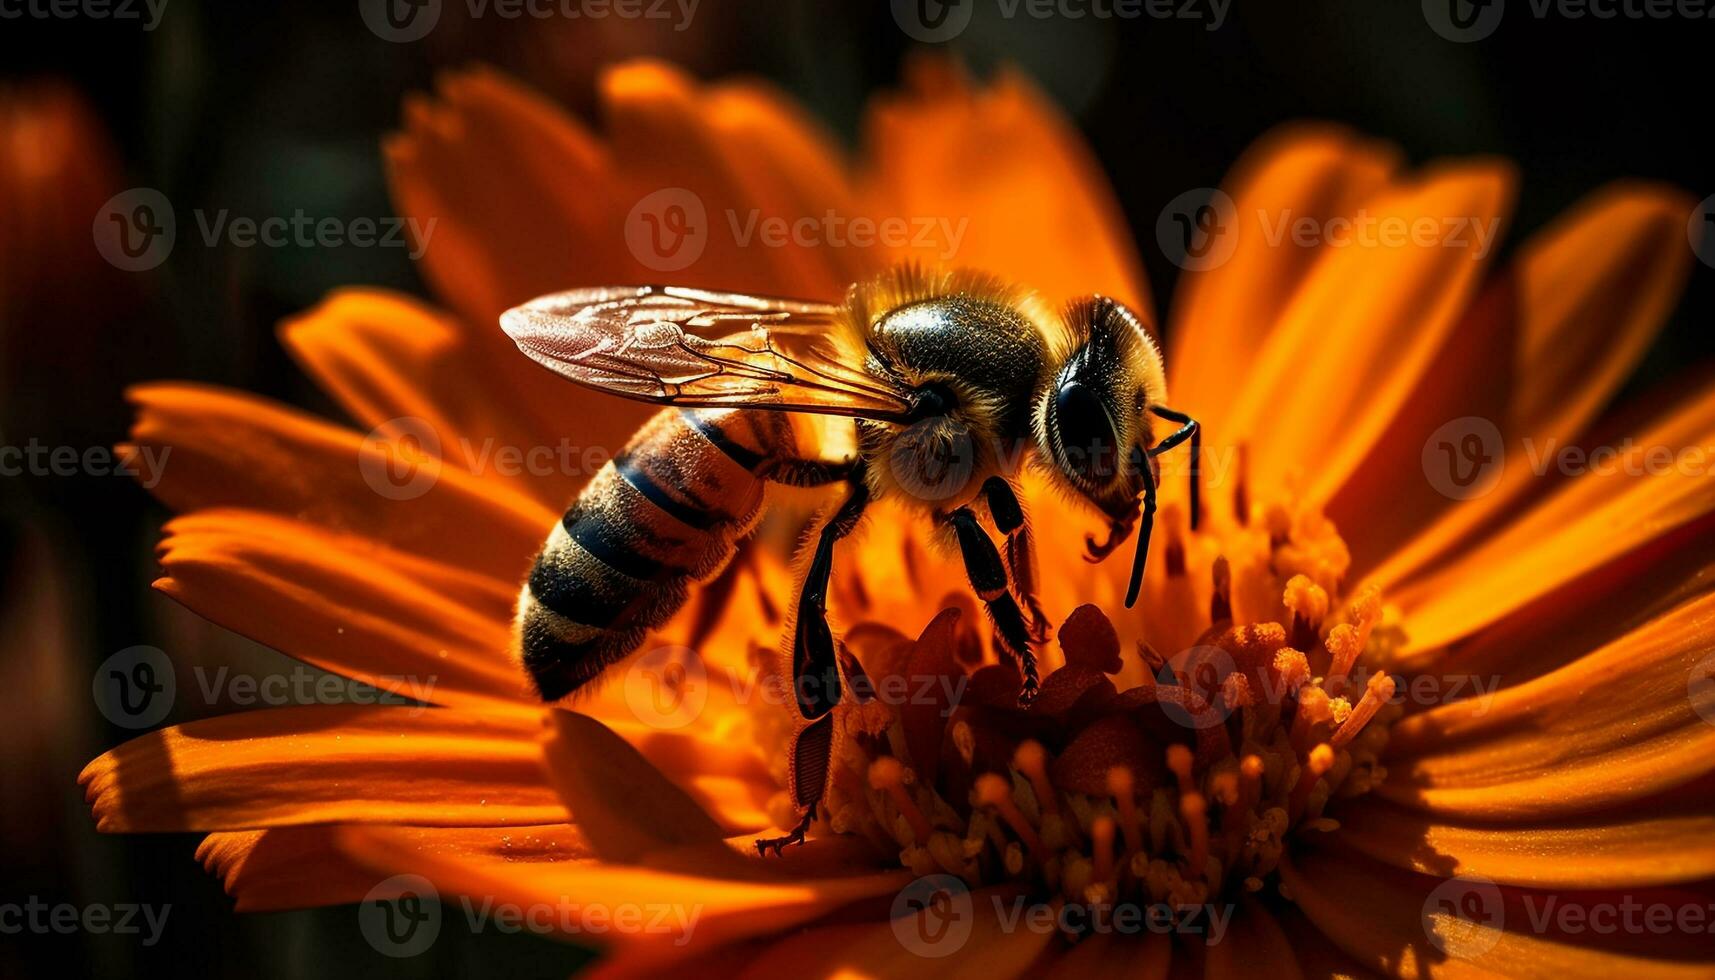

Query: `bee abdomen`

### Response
(514, 408, 782, 701)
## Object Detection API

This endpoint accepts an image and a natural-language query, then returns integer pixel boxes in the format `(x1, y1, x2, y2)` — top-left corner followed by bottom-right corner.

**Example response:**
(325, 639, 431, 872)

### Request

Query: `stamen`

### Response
(1283, 574, 1329, 651)
(1013, 741, 1058, 816)
(1291, 686, 1333, 753)
(1325, 623, 1362, 694)
(1180, 791, 1209, 878)
(975, 773, 1045, 858)
(1092, 814, 1117, 884)
(1210, 555, 1232, 624)
(1332, 672, 1396, 750)
(869, 756, 932, 846)
(1107, 765, 1145, 855)
(1166, 744, 1195, 793)
(1233, 443, 1250, 525)
(1291, 743, 1335, 819)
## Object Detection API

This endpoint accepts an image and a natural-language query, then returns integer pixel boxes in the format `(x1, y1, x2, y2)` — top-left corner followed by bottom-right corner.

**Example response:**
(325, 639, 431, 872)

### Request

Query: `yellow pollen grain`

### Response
(1333, 673, 1396, 750)
(1283, 574, 1329, 624)
(1272, 648, 1310, 691)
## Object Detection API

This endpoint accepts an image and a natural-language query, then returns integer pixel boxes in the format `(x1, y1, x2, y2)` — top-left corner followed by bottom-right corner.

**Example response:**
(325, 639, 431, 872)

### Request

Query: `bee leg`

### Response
(981, 476, 1049, 644)
(1123, 447, 1159, 609)
(947, 506, 1039, 705)
(1148, 406, 1201, 531)
(758, 475, 869, 856)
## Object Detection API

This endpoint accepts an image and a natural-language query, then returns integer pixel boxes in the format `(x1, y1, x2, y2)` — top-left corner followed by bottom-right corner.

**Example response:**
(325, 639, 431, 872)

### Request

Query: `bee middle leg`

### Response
(757, 469, 869, 856)
(981, 476, 1049, 643)
(946, 505, 1039, 705)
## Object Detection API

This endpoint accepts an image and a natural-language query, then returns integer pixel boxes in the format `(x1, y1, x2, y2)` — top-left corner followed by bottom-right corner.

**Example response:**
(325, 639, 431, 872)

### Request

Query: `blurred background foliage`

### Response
(0, 1, 1709, 975)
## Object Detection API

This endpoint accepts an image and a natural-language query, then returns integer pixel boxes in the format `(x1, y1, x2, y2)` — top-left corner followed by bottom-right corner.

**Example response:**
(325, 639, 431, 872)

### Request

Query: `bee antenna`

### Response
(1123, 445, 1156, 609)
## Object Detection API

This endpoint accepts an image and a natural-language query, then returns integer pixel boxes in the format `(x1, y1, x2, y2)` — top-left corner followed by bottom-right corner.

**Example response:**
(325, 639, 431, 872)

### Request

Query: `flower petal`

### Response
(282, 287, 642, 509)
(125, 382, 554, 583)
(1204, 899, 1302, 980)
(1378, 590, 1715, 819)
(155, 509, 524, 706)
(861, 57, 1148, 312)
(1169, 124, 1398, 432)
(1221, 160, 1515, 505)
(81, 705, 563, 831)
(196, 823, 592, 912)
(335, 823, 910, 966)
(1343, 183, 1697, 582)
(1390, 383, 1715, 654)
(1335, 792, 1715, 889)
(1283, 845, 1715, 978)
(1044, 930, 1170, 979)
(538, 708, 737, 866)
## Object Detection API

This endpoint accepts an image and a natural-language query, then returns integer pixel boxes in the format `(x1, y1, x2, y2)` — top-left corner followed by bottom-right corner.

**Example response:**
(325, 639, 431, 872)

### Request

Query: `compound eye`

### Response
(1054, 379, 1121, 484)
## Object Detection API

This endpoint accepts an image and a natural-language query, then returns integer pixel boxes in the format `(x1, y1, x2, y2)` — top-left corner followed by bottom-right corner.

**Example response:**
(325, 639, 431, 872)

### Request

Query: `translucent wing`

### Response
(501, 285, 913, 420)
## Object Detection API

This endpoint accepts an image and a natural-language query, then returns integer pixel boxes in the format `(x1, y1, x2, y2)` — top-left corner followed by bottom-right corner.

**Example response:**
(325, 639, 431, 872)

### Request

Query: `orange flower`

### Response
(81, 59, 1715, 977)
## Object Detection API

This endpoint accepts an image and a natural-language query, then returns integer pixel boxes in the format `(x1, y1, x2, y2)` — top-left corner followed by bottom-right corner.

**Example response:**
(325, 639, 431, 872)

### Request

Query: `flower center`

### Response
(747, 485, 1402, 917)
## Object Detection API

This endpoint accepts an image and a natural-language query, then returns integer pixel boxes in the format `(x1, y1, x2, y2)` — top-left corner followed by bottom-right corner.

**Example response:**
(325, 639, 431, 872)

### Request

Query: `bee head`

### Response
(1033, 296, 1168, 553)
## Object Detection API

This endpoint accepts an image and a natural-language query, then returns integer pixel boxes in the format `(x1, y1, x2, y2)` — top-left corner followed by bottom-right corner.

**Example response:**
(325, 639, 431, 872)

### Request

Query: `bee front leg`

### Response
(946, 506, 1039, 705)
(757, 471, 869, 857)
(982, 476, 1049, 644)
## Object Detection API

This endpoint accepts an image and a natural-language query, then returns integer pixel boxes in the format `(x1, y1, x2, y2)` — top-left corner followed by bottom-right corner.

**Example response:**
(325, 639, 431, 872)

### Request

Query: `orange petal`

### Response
(1336, 791, 1715, 889)
(861, 57, 1148, 312)
(335, 823, 909, 966)
(1169, 123, 1398, 433)
(386, 66, 619, 329)
(538, 709, 738, 866)
(81, 705, 563, 831)
(125, 382, 555, 584)
(1390, 383, 1715, 655)
(1283, 845, 1715, 978)
(197, 823, 592, 912)
(282, 287, 640, 509)
(1043, 930, 1170, 979)
(1205, 898, 1303, 980)
(719, 884, 1052, 979)
(1222, 160, 1515, 504)
(1379, 590, 1715, 818)
(155, 509, 524, 707)
(1347, 183, 1697, 583)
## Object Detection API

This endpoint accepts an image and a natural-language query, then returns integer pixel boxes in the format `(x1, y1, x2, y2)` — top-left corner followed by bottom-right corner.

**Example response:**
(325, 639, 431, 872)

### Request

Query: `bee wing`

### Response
(501, 285, 914, 421)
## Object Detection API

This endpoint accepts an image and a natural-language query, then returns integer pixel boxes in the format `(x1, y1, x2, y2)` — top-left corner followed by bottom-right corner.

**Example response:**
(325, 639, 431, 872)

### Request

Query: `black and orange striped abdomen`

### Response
(513, 407, 791, 701)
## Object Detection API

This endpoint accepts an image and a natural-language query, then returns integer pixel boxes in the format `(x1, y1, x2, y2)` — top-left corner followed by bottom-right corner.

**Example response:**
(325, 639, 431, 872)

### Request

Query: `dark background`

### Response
(1, 1, 1710, 976)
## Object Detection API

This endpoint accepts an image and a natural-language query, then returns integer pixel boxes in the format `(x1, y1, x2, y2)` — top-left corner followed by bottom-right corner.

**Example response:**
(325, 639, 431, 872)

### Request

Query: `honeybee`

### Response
(502, 267, 1200, 853)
